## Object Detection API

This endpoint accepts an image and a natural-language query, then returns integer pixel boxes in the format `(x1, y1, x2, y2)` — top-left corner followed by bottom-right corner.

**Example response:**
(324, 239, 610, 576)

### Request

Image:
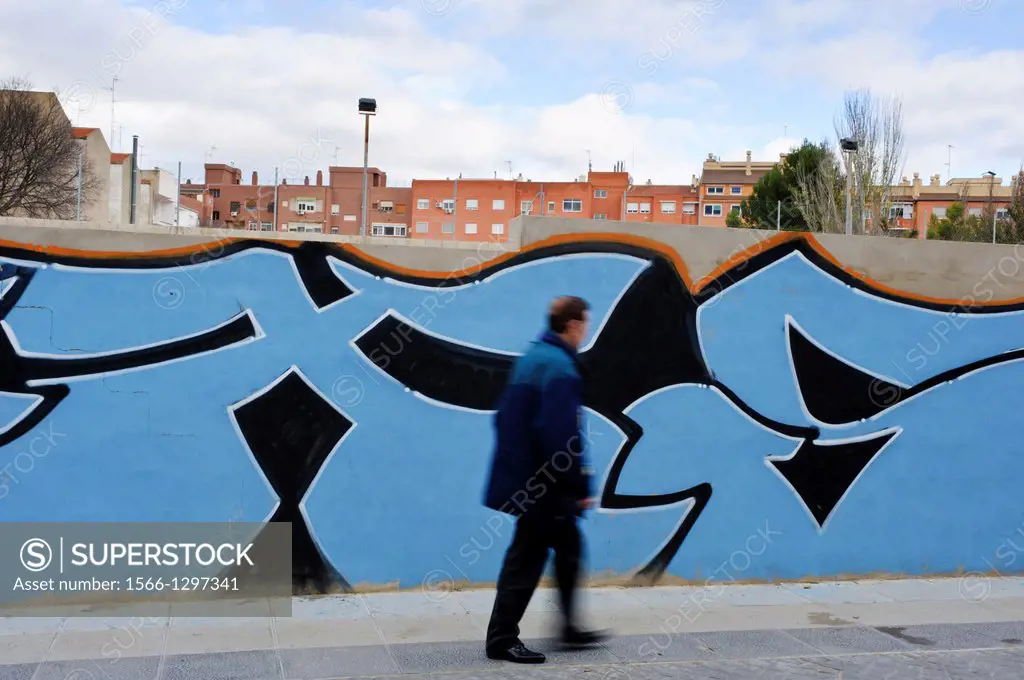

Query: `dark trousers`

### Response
(485, 512, 582, 652)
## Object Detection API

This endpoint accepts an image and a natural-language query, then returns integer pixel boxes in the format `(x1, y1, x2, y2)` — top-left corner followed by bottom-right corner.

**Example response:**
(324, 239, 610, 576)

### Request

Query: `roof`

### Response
(700, 168, 772, 184)
(178, 195, 203, 212)
(111, 152, 131, 164)
(71, 127, 99, 140)
(627, 185, 698, 196)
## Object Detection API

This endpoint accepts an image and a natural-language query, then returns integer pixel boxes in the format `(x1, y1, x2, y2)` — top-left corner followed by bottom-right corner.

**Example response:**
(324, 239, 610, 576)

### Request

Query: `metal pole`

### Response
(452, 176, 458, 240)
(360, 113, 370, 240)
(129, 135, 139, 225)
(844, 152, 853, 235)
(776, 200, 781, 230)
(75, 149, 83, 221)
(175, 161, 181, 227)
(273, 167, 279, 232)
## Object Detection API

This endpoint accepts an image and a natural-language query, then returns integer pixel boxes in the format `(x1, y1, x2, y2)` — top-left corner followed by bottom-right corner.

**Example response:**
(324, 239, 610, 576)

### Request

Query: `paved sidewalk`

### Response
(1, 576, 1023, 678)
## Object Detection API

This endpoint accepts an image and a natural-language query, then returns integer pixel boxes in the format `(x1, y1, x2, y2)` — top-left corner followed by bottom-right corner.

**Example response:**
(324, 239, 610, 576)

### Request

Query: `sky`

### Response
(1, 0, 1022, 189)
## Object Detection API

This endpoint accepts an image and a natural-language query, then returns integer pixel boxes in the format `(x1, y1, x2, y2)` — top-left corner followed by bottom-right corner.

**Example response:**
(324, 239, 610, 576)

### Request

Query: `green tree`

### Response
(725, 209, 742, 228)
(738, 139, 835, 231)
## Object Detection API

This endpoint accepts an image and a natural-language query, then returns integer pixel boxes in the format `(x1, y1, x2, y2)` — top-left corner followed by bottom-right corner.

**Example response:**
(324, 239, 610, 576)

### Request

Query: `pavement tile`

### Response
(32, 656, 161, 680)
(0, 664, 36, 680)
(782, 581, 898, 605)
(165, 621, 274, 655)
(0, 631, 59, 665)
(603, 631, 717, 662)
(782, 624, 915, 655)
(873, 622, 1009, 650)
(692, 629, 822, 659)
(965, 619, 1024, 645)
(48, 624, 167, 661)
(278, 645, 399, 679)
(374, 612, 483, 645)
(161, 650, 282, 680)
(274, 619, 383, 649)
(288, 596, 366, 622)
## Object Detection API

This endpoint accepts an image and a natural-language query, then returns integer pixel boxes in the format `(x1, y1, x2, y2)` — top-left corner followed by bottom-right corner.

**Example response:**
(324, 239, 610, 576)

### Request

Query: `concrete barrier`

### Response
(1, 215, 1022, 594)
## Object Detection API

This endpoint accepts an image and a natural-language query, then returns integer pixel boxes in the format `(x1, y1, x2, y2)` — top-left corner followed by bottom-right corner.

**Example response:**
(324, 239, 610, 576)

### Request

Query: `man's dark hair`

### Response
(548, 296, 590, 334)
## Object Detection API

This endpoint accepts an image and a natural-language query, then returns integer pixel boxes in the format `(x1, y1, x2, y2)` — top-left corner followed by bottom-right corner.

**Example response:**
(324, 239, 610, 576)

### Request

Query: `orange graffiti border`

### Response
(0, 231, 1021, 308)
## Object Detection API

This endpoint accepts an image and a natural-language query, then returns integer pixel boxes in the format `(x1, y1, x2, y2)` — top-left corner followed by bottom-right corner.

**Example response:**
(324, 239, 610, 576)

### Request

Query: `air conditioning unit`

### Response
(297, 210, 306, 215)
(230, 211, 238, 217)
(435, 202, 445, 209)
(443, 208, 453, 214)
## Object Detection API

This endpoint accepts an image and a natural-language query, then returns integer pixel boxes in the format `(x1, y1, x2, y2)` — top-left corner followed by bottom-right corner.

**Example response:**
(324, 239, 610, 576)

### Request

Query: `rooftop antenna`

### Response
(102, 76, 119, 151)
(586, 149, 592, 172)
(945, 144, 954, 183)
(506, 161, 512, 180)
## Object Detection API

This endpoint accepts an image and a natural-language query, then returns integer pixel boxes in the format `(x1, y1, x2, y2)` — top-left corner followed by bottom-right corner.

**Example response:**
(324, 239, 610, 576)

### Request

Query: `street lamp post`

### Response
(984, 171, 997, 244)
(840, 137, 859, 235)
(358, 98, 377, 241)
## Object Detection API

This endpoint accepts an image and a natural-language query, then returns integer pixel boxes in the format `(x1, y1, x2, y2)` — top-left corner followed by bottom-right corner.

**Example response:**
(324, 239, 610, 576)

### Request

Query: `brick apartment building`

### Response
(179, 165, 411, 236)
(177, 149, 1017, 242)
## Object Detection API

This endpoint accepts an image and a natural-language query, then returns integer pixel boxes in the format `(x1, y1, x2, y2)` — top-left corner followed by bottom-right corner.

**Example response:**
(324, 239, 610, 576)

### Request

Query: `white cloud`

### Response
(1, 0, 1020, 193)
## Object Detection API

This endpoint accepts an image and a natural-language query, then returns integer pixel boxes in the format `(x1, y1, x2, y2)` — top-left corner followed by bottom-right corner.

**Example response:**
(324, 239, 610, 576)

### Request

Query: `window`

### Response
(245, 199, 257, 210)
(932, 207, 947, 218)
(465, 223, 478, 234)
(442, 222, 455, 234)
(377, 200, 394, 213)
(343, 215, 357, 221)
(997, 208, 1010, 220)
(683, 203, 696, 214)
(491, 223, 504, 235)
(626, 202, 639, 214)
(594, 189, 607, 199)
(210, 189, 221, 198)
(247, 221, 259, 231)
(465, 199, 478, 211)
(969, 207, 982, 217)
(707, 186, 724, 195)
(296, 200, 316, 212)
(416, 221, 428, 233)
(704, 204, 723, 216)
(417, 199, 430, 210)
(212, 210, 220, 221)
(267, 202, 275, 213)
(547, 201, 555, 212)
(261, 222, 273, 231)
(371, 224, 408, 237)
(492, 199, 505, 210)
(520, 200, 533, 214)
(731, 186, 742, 195)
(639, 202, 651, 214)
(395, 203, 406, 215)
(331, 227, 339, 234)
(889, 204, 913, 219)
(563, 198, 582, 213)
(230, 201, 241, 214)
(660, 201, 676, 214)
(331, 204, 340, 215)
(594, 213, 607, 220)
(730, 204, 741, 214)
(442, 199, 455, 212)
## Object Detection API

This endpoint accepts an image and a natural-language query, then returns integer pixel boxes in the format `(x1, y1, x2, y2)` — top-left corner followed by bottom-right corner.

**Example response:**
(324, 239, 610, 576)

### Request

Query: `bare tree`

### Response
(834, 88, 907, 235)
(791, 140, 845, 233)
(0, 77, 101, 219)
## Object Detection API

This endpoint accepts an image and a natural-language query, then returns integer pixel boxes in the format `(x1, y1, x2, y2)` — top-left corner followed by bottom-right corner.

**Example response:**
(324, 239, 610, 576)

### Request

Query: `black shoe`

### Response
(561, 627, 609, 649)
(487, 641, 546, 664)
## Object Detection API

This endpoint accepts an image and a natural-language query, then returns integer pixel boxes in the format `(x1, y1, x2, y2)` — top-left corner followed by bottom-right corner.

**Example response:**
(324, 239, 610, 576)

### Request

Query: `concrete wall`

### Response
(1, 215, 1023, 592)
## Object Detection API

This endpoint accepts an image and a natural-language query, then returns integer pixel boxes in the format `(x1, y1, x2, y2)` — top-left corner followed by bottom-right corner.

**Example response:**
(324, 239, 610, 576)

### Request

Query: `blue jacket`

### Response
(483, 331, 593, 518)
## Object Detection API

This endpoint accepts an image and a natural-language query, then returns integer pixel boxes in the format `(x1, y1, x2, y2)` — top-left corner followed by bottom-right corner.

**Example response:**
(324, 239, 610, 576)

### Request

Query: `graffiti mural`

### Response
(1, 234, 1023, 592)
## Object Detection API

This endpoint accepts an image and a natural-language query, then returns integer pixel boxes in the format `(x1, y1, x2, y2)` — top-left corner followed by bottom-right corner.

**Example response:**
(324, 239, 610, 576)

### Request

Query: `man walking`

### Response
(483, 296, 607, 664)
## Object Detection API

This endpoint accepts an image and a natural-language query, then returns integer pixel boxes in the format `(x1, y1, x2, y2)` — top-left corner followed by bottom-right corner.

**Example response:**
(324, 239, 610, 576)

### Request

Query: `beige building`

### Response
(70, 127, 111, 223)
(698, 151, 780, 226)
(886, 172, 1017, 238)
